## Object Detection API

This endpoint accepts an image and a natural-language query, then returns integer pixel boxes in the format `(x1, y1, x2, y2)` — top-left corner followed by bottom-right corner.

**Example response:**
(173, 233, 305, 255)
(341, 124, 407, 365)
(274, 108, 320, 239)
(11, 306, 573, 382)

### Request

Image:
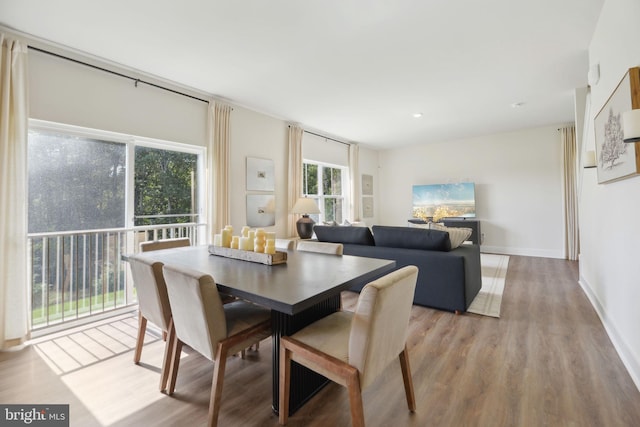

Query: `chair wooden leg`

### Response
(399, 346, 416, 412)
(346, 372, 365, 427)
(278, 345, 291, 425)
(167, 336, 183, 395)
(208, 343, 228, 427)
(134, 311, 147, 364)
(159, 319, 175, 392)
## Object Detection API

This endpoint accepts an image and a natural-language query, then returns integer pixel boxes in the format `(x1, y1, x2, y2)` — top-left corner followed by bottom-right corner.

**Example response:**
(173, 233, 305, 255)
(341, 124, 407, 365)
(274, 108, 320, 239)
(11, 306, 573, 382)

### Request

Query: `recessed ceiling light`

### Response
(412, 112, 423, 118)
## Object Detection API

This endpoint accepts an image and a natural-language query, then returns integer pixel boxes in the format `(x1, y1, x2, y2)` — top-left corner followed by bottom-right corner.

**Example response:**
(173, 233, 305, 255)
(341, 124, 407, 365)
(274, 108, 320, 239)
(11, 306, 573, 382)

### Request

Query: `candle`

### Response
(248, 231, 255, 251)
(231, 235, 240, 249)
(239, 237, 251, 251)
(265, 232, 276, 241)
(265, 238, 276, 254)
(221, 228, 232, 248)
(241, 226, 250, 238)
(213, 234, 222, 247)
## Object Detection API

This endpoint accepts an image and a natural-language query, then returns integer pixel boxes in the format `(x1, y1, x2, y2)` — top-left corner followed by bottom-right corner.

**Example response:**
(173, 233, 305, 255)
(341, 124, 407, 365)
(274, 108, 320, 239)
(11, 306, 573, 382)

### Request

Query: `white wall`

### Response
(228, 106, 289, 237)
(377, 125, 566, 258)
(581, 0, 640, 390)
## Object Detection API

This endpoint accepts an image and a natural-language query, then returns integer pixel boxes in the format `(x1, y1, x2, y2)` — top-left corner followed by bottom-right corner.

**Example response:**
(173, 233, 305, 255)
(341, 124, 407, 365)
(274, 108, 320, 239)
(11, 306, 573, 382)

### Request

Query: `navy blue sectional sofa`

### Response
(313, 225, 482, 313)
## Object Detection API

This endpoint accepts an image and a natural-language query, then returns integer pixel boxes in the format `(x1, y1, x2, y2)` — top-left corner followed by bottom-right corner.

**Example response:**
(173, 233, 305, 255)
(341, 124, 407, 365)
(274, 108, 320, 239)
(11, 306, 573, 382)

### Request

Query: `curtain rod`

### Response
(27, 45, 210, 104)
(296, 128, 350, 146)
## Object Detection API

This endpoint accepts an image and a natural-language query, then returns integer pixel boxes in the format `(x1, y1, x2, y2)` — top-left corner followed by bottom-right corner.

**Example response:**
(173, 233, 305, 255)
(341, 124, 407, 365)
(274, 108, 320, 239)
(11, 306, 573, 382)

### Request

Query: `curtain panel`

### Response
(349, 143, 360, 221)
(287, 125, 304, 237)
(208, 102, 231, 240)
(562, 126, 579, 261)
(0, 34, 29, 350)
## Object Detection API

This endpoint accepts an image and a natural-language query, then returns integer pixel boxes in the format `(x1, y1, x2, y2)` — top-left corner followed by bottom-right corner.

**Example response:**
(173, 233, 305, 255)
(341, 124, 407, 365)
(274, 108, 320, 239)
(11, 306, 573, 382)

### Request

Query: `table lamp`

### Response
(291, 197, 320, 239)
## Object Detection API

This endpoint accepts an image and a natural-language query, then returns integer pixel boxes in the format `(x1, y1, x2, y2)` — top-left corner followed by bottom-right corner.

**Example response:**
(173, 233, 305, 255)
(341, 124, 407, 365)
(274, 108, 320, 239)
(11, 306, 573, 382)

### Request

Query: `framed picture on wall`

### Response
(246, 194, 275, 227)
(246, 157, 275, 191)
(362, 174, 373, 196)
(594, 67, 640, 184)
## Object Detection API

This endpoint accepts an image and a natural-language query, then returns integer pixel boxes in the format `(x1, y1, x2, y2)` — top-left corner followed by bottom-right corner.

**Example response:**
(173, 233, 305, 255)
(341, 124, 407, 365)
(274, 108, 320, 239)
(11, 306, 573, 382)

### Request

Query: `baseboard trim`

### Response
(578, 275, 640, 393)
(480, 245, 564, 259)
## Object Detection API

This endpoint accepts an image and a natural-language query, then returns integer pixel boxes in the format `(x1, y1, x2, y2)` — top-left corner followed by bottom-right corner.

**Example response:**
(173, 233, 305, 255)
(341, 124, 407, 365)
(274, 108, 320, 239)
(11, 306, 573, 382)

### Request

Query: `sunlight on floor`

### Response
(29, 313, 189, 426)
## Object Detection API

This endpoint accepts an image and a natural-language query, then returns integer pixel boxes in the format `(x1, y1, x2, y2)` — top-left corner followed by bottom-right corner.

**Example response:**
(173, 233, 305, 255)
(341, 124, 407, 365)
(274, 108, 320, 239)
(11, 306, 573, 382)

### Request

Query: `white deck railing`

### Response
(27, 223, 206, 330)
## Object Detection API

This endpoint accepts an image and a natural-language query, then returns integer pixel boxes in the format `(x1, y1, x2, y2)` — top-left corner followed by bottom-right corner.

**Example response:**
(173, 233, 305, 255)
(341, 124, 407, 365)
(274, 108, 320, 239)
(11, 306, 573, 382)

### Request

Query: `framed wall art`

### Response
(362, 174, 373, 195)
(594, 67, 640, 184)
(246, 194, 275, 227)
(246, 157, 275, 191)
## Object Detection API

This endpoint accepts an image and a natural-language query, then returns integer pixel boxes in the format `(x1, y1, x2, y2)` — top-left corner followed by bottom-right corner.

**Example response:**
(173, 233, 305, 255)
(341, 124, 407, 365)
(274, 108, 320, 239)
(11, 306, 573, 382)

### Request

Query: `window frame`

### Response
(302, 160, 348, 224)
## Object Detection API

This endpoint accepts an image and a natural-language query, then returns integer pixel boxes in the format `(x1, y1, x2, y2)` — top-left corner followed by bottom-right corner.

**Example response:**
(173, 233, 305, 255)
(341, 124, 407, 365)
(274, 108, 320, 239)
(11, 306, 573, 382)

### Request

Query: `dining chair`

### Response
(136, 237, 192, 342)
(139, 237, 191, 253)
(296, 240, 344, 255)
(128, 255, 176, 392)
(162, 264, 272, 427)
(278, 265, 419, 427)
(275, 238, 295, 251)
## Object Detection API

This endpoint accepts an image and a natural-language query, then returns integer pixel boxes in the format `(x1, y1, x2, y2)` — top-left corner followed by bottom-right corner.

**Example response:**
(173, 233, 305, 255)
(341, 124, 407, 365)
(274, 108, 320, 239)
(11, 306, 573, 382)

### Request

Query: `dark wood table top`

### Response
(127, 245, 396, 315)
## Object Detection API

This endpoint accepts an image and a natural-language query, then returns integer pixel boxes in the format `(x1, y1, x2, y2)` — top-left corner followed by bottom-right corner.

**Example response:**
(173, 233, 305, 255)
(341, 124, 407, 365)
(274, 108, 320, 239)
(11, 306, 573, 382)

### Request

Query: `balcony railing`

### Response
(27, 223, 206, 331)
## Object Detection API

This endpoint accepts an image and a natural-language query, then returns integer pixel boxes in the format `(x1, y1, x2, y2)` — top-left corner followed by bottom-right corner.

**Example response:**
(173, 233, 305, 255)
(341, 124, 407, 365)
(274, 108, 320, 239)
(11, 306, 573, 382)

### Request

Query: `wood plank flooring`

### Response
(1, 255, 640, 426)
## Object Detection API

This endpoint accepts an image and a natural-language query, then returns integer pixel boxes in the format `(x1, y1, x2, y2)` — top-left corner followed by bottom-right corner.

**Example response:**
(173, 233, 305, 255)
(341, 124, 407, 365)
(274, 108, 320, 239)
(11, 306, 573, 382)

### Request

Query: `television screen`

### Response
(412, 182, 476, 221)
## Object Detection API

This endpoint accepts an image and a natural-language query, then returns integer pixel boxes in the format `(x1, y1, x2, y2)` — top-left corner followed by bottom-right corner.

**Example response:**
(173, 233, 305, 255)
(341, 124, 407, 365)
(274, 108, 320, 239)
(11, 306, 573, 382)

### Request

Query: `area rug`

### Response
(466, 253, 510, 318)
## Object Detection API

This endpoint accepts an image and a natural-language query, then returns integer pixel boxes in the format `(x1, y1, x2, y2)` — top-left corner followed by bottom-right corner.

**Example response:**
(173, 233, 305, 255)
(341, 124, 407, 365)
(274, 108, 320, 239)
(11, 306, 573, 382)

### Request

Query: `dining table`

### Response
(124, 244, 396, 415)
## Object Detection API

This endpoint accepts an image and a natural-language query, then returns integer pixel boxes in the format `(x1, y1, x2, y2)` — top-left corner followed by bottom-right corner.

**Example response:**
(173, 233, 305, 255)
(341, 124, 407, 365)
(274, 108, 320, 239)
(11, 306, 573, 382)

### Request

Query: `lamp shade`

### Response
(623, 109, 640, 143)
(291, 197, 320, 215)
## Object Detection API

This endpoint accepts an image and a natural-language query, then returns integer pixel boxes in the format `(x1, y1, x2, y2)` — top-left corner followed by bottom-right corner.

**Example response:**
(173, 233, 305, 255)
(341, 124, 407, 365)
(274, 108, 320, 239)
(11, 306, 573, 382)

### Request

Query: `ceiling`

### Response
(0, 0, 604, 149)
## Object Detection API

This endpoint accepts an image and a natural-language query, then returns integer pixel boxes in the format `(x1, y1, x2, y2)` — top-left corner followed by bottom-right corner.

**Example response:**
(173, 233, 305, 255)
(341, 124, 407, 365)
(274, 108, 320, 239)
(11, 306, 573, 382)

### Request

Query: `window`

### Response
(28, 130, 126, 233)
(134, 145, 199, 226)
(28, 122, 204, 233)
(26, 120, 205, 328)
(302, 161, 346, 224)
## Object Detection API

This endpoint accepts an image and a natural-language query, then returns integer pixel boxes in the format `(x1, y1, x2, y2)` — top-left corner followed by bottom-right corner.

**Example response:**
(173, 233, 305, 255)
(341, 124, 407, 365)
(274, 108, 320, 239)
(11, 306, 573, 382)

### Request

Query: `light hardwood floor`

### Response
(1, 256, 640, 426)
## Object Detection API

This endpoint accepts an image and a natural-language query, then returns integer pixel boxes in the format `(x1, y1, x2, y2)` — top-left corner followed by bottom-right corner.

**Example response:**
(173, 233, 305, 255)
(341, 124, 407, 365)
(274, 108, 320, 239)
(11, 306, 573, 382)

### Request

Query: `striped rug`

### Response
(467, 253, 510, 318)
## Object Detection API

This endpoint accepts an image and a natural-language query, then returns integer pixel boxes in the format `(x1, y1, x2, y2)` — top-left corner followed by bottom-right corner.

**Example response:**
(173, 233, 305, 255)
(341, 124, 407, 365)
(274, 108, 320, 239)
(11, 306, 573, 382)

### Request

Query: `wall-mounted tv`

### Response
(412, 182, 476, 221)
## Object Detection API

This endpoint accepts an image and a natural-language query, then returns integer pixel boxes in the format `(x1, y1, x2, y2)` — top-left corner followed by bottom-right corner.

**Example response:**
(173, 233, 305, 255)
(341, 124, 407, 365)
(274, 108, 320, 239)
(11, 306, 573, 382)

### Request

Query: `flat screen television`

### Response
(412, 182, 476, 221)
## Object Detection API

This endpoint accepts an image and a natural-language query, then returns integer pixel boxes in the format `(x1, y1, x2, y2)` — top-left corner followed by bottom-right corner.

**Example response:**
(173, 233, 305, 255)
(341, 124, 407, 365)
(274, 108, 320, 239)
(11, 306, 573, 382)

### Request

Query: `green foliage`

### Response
(134, 146, 198, 225)
(28, 131, 126, 233)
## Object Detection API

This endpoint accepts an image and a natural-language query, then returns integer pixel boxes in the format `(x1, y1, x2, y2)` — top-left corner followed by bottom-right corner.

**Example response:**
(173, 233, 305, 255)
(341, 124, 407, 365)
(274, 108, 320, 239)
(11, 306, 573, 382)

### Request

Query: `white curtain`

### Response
(0, 34, 29, 350)
(562, 126, 579, 261)
(349, 143, 361, 221)
(207, 102, 232, 240)
(287, 125, 304, 237)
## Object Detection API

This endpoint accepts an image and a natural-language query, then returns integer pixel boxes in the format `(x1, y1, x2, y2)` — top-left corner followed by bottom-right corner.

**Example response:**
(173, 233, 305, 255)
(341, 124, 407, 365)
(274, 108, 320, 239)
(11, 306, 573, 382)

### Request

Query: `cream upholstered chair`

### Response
(137, 237, 192, 340)
(163, 264, 272, 427)
(128, 255, 176, 392)
(296, 240, 343, 255)
(279, 265, 418, 427)
(139, 237, 191, 253)
(275, 238, 295, 251)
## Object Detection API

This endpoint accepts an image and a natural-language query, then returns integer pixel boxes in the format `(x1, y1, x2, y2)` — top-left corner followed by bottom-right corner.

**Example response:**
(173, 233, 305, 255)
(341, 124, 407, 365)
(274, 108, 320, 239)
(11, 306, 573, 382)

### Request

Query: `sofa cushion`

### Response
(313, 225, 375, 246)
(372, 225, 451, 252)
(410, 222, 473, 249)
(428, 223, 472, 248)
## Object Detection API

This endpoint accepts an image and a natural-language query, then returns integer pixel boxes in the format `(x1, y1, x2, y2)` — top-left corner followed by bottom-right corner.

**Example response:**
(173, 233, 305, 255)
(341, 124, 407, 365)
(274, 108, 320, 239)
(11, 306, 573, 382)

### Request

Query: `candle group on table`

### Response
(214, 225, 277, 254)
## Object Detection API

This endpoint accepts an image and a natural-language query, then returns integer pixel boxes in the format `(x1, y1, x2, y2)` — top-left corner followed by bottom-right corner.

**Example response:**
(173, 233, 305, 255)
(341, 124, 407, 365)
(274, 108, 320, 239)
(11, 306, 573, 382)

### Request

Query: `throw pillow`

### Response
(371, 225, 451, 252)
(428, 223, 472, 248)
(313, 225, 375, 246)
